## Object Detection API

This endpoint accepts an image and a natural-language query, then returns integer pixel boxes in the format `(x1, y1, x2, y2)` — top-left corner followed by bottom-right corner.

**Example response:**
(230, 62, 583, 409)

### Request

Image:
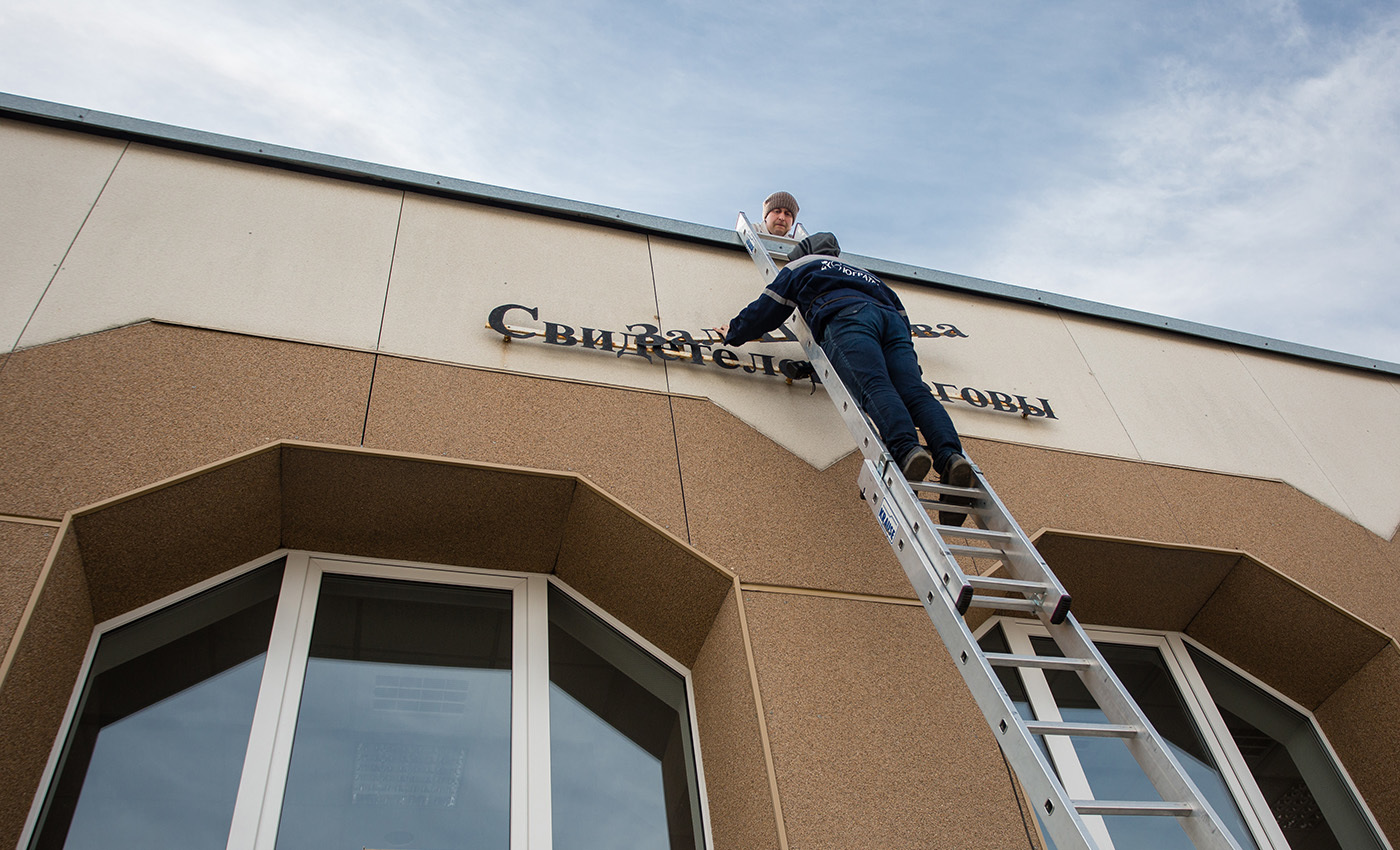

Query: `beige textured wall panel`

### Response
(891, 284, 1140, 457)
(968, 438, 1188, 542)
(378, 195, 667, 390)
(690, 590, 782, 850)
(1146, 464, 1400, 639)
(0, 120, 125, 350)
(73, 449, 282, 623)
(742, 591, 1037, 849)
(654, 239, 857, 469)
(0, 532, 93, 849)
(1236, 350, 1400, 538)
(1314, 644, 1400, 843)
(362, 356, 687, 537)
(1187, 558, 1390, 710)
(977, 441, 1400, 644)
(672, 396, 913, 598)
(0, 521, 57, 664)
(555, 486, 732, 667)
(281, 447, 577, 574)
(17, 144, 402, 351)
(0, 323, 373, 520)
(1032, 534, 1240, 632)
(1064, 317, 1352, 517)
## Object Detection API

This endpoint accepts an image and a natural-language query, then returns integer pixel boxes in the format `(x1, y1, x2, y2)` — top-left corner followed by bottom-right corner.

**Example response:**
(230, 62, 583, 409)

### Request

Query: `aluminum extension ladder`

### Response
(735, 212, 1244, 850)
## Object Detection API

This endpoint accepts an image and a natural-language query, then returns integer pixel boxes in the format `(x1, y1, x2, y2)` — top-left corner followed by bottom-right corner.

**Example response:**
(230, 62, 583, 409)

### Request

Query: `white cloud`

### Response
(971, 10, 1400, 362)
(4, 0, 1397, 362)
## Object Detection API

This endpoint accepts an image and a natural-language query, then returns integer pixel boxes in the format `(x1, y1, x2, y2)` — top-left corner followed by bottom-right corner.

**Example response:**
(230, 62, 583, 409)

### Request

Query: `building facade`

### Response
(1, 94, 1397, 850)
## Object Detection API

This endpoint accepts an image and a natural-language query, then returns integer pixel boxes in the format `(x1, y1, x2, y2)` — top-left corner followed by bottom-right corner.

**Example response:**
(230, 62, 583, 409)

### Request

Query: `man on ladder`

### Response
(730, 214, 1247, 850)
(717, 231, 975, 524)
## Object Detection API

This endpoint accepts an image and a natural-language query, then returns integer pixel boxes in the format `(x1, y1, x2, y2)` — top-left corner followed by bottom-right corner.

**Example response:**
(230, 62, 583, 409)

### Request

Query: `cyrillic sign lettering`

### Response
(960, 387, 990, 408)
(485, 304, 1059, 420)
(581, 328, 616, 351)
(911, 323, 969, 339)
(744, 353, 779, 376)
(713, 348, 741, 369)
(543, 322, 576, 346)
(488, 304, 538, 339)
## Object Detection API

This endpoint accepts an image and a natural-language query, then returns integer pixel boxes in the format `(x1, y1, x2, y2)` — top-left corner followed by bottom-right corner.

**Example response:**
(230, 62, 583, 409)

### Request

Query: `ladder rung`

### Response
(946, 543, 1008, 561)
(1026, 721, 1140, 738)
(909, 480, 981, 498)
(1073, 800, 1194, 817)
(984, 652, 1094, 672)
(966, 596, 1040, 613)
(965, 575, 1048, 596)
(924, 500, 978, 517)
(941, 527, 1017, 545)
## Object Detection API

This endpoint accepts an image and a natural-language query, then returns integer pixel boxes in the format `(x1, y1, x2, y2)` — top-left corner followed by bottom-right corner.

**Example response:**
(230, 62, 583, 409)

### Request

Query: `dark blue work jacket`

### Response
(723, 254, 911, 345)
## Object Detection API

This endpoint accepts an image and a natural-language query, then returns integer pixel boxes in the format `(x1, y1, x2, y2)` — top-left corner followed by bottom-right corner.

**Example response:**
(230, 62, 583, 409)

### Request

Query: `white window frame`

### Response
(977, 617, 1391, 850)
(21, 549, 714, 850)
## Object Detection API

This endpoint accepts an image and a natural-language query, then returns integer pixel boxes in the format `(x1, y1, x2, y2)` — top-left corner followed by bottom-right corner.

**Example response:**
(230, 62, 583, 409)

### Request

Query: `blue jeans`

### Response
(821, 302, 962, 469)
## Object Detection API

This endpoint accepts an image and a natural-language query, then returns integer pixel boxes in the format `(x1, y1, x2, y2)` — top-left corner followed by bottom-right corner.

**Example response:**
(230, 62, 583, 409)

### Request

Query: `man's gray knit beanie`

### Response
(763, 191, 799, 217)
(788, 232, 840, 261)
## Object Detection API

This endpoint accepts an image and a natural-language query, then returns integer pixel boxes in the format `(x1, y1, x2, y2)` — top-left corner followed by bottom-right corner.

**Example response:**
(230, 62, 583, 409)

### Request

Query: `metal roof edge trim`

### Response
(4, 91, 1397, 377)
(849, 253, 1400, 374)
(0, 92, 726, 243)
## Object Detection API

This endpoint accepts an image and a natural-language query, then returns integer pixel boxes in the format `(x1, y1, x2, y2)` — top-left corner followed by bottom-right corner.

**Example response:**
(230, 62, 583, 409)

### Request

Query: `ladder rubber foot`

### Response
(955, 585, 974, 615)
(1049, 594, 1072, 625)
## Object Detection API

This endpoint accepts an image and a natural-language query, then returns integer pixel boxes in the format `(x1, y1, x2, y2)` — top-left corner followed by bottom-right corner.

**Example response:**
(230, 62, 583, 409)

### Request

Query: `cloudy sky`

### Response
(2, 0, 1397, 364)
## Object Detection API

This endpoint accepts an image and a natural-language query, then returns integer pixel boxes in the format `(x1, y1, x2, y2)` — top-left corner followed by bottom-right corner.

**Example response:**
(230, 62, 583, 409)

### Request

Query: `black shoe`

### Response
(937, 454, 974, 527)
(941, 454, 973, 487)
(900, 447, 933, 481)
(780, 360, 816, 382)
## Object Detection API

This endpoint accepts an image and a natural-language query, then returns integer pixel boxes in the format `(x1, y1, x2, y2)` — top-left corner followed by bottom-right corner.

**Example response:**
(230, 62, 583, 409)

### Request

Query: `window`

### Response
(24, 553, 709, 850)
(978, 619, 1389, 850)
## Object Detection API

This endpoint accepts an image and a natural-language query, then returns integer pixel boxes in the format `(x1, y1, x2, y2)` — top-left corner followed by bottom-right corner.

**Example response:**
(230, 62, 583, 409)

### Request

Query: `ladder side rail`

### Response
(859, 461, 1102, 850)
(736, 212, 785, 285)
(800, 334, 891, 467)
(736, 211, 809, 259)
(864, 457, 991, 616)
(959, 458, 1073, 623)
(1041, 615, 1247, 850)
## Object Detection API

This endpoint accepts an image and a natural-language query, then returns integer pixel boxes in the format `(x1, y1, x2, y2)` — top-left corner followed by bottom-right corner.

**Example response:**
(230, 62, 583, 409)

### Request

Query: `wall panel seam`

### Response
(1231, 344, 1359, 520)
(5, 141, 128, 360)
(734, 584, 790, 850)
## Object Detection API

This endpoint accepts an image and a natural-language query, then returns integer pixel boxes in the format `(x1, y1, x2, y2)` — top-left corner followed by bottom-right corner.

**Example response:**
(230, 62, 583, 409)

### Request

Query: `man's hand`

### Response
(714, 324, 730, 338)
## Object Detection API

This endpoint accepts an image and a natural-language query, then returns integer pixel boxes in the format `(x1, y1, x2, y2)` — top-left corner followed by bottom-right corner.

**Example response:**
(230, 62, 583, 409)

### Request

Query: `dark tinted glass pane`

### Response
(977, 624, 1036, 722)
(548, 584, 701, 850)
(274, 575, 512, 850)
(32, 560, 284, 850)
(1187, 644, 1385, 850)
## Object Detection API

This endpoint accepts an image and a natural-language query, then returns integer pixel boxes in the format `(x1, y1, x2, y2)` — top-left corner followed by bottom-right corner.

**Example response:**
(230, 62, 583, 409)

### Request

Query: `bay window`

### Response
(978, 618, 1388, 850)
(24, 552, 708, 850)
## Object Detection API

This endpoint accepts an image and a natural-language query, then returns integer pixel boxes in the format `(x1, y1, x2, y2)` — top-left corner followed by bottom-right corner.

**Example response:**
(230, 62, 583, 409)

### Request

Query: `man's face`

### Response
(764, 206, 795, 235)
